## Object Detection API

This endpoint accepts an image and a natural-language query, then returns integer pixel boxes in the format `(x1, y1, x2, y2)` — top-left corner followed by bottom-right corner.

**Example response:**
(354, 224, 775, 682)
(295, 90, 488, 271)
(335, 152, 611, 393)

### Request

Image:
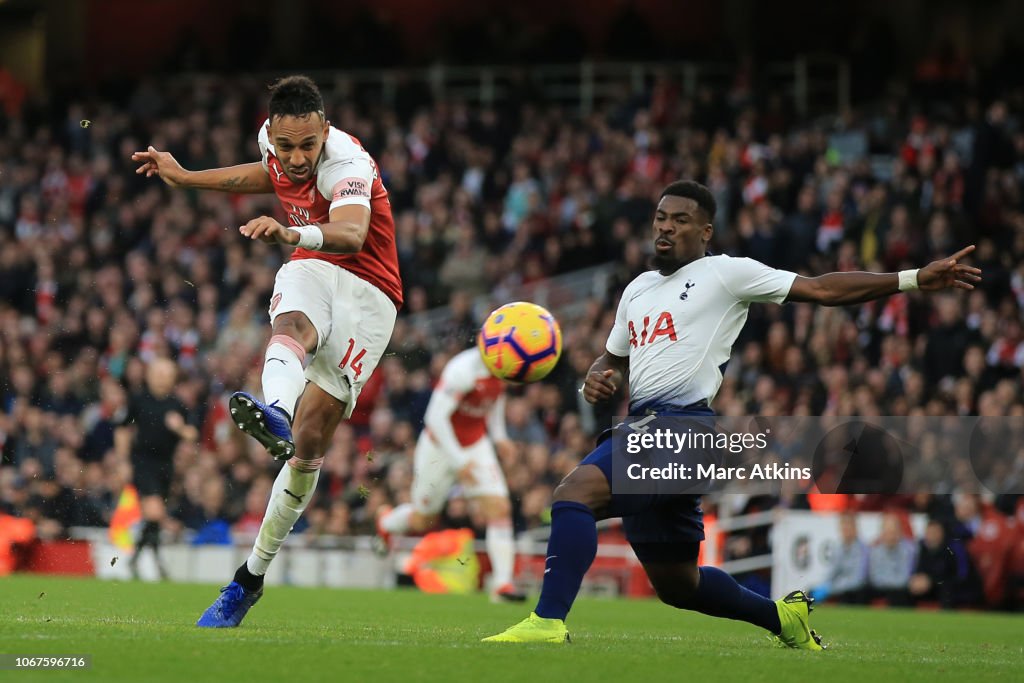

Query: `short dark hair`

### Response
(661, 180, 716, 222)
(268, 75, 324, 122)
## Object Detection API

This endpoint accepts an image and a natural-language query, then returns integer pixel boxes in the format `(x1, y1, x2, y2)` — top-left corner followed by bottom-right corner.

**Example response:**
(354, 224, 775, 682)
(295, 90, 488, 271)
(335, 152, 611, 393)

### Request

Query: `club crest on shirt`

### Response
(680, 280, 696, 300)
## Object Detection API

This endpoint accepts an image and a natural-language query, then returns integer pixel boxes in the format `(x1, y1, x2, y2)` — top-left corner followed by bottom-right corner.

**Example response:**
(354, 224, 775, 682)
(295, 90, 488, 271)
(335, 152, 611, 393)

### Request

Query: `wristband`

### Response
(898, 269, 920, 292)
(289, 225, 324, 250)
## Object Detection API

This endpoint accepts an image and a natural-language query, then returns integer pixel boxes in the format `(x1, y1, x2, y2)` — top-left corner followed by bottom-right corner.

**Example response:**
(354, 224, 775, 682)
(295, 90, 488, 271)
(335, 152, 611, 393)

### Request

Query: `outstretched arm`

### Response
(132, 146, 274, 194)
(238, 203, 370, 254)
(785, 245, 981, 306)
(582, 351, 629, 405)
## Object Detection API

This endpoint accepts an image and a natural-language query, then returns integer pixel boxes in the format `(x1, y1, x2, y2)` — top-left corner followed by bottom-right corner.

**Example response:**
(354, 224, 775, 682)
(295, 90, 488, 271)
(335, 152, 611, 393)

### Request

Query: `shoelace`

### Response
(217, 585, 244, 613)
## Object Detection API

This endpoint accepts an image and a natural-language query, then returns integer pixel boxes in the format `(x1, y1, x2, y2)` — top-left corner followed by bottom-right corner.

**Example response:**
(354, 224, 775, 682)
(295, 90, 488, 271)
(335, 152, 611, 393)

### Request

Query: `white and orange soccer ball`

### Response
(477, 301, 563, 383)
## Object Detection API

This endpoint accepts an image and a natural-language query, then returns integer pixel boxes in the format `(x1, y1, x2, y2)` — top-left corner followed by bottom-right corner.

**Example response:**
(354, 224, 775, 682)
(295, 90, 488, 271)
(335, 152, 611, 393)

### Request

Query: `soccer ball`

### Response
(478, 301, 563, 383)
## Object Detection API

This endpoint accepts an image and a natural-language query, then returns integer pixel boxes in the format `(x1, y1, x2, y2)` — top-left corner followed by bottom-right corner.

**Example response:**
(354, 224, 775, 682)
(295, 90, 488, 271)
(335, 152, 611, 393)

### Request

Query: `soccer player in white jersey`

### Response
(378, 346, 526, 602)
(484, 180, 981, 645)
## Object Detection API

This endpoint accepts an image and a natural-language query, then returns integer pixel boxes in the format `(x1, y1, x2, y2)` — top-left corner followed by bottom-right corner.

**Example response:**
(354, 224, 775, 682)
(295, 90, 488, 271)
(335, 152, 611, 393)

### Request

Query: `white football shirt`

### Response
(605, 255, 797, 411)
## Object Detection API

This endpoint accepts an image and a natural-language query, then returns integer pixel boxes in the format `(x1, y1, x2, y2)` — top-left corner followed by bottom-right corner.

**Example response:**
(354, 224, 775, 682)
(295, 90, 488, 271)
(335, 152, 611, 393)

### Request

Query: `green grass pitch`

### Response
(1, 575, 1020, 682)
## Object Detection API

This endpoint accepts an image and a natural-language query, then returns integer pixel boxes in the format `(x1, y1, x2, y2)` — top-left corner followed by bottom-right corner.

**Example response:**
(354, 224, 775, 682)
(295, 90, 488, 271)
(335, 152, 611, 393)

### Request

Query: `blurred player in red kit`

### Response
(377, 346, 525, 602)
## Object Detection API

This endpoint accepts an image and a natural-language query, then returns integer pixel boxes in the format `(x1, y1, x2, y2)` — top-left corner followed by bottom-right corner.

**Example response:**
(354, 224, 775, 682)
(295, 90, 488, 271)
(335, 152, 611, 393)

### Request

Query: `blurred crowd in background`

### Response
(1, 66, 1024, 607)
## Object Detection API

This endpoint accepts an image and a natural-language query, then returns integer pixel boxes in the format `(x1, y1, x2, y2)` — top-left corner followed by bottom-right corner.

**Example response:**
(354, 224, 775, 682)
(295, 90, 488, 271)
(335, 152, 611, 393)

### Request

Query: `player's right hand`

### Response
(582, 369, 617, 404)
(240, 216, 298, 245)
(917, 245, 982, 291)
(132, 146, 187, 187)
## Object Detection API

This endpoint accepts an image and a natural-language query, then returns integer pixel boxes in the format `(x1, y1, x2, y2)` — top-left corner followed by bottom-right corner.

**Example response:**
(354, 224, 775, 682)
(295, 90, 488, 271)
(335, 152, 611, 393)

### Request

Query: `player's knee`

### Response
(409, 512, 438, 532)
(481, 496, 510, 521)
(271, 316, 303, 337)
(271, 313, 317, 350)
(551, 465, 610, 511)
(141, 496, 166, 521)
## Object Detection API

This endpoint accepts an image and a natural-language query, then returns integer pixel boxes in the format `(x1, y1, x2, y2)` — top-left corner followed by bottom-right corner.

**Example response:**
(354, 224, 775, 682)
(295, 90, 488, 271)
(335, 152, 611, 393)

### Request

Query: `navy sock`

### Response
(691, 566, 781, 634)
(534, 501, 597, 621)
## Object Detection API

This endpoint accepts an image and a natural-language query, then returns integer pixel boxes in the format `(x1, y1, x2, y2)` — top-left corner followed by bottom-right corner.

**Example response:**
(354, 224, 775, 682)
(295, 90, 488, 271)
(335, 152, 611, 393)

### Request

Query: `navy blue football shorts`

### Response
(579, 403, 714, 564)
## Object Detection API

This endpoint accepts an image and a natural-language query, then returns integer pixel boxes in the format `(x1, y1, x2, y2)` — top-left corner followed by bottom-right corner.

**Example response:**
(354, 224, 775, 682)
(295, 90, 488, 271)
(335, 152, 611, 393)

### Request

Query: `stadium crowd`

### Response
(0, 69, 1023, 608)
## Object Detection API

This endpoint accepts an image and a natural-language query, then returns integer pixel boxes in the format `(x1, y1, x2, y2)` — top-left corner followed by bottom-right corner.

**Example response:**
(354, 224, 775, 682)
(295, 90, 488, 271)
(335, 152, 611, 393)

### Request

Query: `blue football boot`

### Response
(229, 391, 295, 460)
(196, 581, 263, 628)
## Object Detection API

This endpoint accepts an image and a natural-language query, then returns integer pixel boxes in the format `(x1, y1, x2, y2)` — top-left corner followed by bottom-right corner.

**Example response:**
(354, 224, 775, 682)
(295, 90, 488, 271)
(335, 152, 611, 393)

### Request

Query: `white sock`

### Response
(381, 503, 414, 534)
(486, 520, 515, 588)
(262, 335, 306, 419)
(246, 462, 319, 575)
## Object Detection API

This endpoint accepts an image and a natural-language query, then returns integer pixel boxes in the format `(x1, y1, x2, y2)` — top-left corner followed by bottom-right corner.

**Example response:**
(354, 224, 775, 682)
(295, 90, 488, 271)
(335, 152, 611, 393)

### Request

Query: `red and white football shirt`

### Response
(427, 348, 506, 449)
(258, 121, 403, 307)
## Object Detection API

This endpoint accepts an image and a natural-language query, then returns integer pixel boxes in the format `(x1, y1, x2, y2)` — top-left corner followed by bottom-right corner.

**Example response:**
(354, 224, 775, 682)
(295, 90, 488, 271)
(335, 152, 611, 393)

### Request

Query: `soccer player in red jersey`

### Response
(133, 76, 401, 627)
(377, 346, 526, 602)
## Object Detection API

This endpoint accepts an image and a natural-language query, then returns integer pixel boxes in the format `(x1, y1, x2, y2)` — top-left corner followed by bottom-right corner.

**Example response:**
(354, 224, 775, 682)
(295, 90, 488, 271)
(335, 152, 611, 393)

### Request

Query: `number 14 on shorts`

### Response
(338, 338, 366, 379)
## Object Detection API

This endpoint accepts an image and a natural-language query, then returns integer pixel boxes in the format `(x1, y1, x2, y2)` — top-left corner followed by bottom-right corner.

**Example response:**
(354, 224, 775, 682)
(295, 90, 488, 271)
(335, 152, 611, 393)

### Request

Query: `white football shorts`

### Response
(269, 259, 396, 419)
(411, 432, 509, 515)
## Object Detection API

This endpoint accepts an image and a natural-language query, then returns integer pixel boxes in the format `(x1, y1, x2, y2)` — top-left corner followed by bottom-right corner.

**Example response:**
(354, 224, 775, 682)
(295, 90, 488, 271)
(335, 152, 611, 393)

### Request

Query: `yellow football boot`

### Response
(774, 590, 826, 650)
(482, 612, 570, 643)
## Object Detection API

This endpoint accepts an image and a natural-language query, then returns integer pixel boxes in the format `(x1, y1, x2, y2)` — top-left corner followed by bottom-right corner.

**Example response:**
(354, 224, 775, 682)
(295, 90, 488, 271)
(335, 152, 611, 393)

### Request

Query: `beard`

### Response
(652, 252, 685, 273)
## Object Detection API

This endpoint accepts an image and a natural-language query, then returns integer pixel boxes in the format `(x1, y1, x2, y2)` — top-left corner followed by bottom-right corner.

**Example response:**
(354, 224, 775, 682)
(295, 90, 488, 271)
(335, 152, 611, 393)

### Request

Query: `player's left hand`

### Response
(239, 216, 299, 246)
(917, 245, 982, 291)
